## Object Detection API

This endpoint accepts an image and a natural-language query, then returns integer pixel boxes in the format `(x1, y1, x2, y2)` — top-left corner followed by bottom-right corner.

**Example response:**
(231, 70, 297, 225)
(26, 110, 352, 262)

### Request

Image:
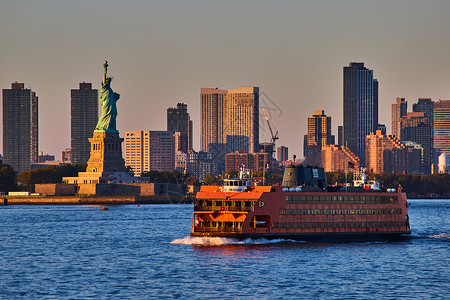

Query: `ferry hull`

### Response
(190, 231, 411, 243)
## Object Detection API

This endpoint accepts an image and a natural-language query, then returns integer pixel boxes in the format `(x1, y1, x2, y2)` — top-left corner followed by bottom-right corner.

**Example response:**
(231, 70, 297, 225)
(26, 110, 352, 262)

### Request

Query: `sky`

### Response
(1, 0, 450, 160)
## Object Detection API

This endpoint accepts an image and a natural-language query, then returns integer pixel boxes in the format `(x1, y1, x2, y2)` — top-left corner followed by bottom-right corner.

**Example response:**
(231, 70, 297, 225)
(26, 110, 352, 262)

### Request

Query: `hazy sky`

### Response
(1, 0, 450, 159)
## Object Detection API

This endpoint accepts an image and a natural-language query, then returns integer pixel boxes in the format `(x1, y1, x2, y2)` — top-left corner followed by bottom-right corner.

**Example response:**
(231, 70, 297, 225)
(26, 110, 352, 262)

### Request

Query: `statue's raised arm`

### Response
(103, 61, 109, 86)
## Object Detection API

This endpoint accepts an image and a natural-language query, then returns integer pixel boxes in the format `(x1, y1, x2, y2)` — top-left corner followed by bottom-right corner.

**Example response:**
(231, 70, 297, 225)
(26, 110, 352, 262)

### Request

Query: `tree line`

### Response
(326, 171, 450, 196)
(1, 160, 448, 196)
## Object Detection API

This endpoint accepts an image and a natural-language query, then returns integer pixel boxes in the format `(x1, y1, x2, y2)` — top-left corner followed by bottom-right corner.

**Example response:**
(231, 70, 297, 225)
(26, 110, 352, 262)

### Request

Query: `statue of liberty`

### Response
(95, 61, 120, 132)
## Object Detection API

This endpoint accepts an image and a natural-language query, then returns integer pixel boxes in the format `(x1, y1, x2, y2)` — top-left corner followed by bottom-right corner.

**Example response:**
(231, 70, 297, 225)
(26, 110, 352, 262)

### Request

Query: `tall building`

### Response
(200, 86, 259, 172)
(400, 112, 432, 173)
(391, 97, 407, 138)
(277, 146, 288, 162)
(124, 131, 174, 174)
(71, 82, 98, 165)
(223, 87, 259, 153)
(2, 82, 38, 173)
(304, 110, 334, 156)
(200, 88, 227, 152)
(167, 103, 192, 152)
(434, 100, 450, 155)
(343, 62, 378, 166)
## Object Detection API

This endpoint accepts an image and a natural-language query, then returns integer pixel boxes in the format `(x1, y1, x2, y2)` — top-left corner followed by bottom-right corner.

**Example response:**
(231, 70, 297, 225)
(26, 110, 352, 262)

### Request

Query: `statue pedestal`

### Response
(86, 131, 126, 173)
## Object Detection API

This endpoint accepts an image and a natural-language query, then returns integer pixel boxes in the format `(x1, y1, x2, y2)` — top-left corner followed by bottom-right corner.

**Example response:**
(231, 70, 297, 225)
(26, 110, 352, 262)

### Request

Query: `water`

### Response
(0, 200, 448, 299)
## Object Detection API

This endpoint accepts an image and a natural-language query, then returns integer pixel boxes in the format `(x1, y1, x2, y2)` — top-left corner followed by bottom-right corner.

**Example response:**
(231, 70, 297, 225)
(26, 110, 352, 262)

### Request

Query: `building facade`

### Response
(304, 110, 334, 157)
(124, 131, 175, 174)
(400, 112, 432, 173)
(225, 151, 268, 173)
(2, 82, 38, 173)
(434, 100, 450, 155)
(200, 87, 227, 152)
(391, 97, 407, 138)
(223, 87, 259, 153)
(343, 62, 378, 166)
(320, 145, 360, 173)
(71, 82, 98, 165)
(366, 131, 404, 174)
(167, 103, 192, 153)
(277, 146, 289, 162)
(186, 151, 217, 182)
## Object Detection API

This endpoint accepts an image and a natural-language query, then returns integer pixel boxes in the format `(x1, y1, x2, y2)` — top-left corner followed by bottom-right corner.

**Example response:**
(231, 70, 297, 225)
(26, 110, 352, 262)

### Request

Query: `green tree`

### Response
(17, 164, 85, 191)
(203, 173, 218, 185)
(0, 160, 17, 192)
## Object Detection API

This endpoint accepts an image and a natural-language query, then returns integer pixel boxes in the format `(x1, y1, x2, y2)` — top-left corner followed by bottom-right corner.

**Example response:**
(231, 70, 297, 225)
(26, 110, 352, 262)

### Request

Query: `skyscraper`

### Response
(434, 100, 450, 155)
(200, 86, 259, 172)
(223, 87, 259, 153)
(2, 82, 38, 173)
(343, 62, 378, 165)
(391, 97, 407, 138)
(167, 103, 192, 153)
(71, 82, 98, 165)
(200, 87, 227, 152)
(277, 146, 288, 162)
(304, 110, 334, 156)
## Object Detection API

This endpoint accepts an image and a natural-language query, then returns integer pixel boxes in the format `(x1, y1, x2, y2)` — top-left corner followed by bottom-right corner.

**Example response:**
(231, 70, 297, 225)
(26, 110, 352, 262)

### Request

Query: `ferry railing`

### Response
(195, 226, 242, 233)
(194, 205, 254, 212)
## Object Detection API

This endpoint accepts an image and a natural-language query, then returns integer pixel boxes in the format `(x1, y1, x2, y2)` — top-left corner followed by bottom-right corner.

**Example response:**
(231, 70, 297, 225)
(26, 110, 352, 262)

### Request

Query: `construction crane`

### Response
(263, 109, 279, 158)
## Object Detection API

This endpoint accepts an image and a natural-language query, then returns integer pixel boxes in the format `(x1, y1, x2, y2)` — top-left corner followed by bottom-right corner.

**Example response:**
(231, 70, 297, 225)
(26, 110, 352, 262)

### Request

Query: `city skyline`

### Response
(1, 1, 450, 158)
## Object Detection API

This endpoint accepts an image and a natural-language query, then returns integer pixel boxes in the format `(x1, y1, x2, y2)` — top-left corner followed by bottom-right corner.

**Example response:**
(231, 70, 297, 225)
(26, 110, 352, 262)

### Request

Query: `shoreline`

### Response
(1, 195, 193, 205)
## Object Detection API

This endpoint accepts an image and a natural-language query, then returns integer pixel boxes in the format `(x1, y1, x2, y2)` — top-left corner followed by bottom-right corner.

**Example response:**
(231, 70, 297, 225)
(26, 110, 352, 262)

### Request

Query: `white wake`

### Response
(170, 236, 298, 246)
(427, 233, 450, 239)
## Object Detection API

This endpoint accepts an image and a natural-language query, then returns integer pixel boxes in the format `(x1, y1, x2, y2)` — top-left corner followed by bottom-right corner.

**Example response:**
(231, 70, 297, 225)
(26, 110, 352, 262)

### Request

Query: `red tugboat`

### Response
(191, 166, 411, 242)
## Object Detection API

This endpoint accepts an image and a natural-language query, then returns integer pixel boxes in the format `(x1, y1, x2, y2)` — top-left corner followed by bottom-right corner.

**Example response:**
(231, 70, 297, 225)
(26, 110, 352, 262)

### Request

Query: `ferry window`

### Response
(355, 196, 360, 202)
(215, 201, 222, 206)
(338, 196, 343, 202)
(314, 196, 320, 201)
(360, 196, 366, 202)
(244, 201, 252, 207)
(299, 196, 307, 203)
(226, 201, 232, 206)
(206, 201, 212, 206)
(235, 201, 241, 207)
(307, 195, 313, 203)
(320, 196, 327, 202)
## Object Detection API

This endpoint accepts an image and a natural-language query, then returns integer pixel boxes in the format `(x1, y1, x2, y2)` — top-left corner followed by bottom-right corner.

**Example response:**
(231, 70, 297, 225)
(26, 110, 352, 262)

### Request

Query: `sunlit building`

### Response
(124, 131, 175, 175)
(391, 97, 407, 138)
(320, 145, 360, 173)
(434, 100, 450, 155)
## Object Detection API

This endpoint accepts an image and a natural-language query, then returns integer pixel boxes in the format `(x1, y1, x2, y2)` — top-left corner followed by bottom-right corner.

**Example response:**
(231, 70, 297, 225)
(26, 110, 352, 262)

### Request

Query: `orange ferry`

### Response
(191, 166, 411, 242)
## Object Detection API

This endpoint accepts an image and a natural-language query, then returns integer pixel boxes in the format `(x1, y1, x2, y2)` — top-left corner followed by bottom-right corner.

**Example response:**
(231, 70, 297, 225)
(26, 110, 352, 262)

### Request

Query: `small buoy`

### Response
(102, 207, 109, 210)
(138, 204, 140, 207)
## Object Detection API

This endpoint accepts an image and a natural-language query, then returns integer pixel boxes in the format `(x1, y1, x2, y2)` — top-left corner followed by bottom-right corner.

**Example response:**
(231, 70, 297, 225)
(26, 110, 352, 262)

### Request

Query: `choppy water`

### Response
(0, 200, 448, 299)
